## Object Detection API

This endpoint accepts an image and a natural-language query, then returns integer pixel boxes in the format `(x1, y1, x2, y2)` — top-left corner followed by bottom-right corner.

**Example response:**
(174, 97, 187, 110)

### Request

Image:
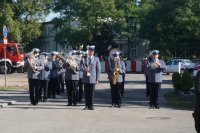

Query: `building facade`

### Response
(39, 22, 73, 53)
(39, 20, 149, 59)
(114, 35, 149, 60)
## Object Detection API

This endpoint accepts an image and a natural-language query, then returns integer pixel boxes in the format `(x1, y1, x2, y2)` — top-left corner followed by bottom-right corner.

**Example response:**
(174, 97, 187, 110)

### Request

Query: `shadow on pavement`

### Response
(0, 79, 194, 111)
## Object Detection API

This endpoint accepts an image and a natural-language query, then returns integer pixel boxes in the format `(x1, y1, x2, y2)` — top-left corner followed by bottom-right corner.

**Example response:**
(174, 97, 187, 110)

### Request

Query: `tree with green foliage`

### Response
(0, 0, 53, 47)
(172, 72, 182, 95)
(180, 71, 193, 93)
(54, 0, 143, 53)
(139, 0, 200, 58)
(91, 23, 116, 57)
(53, 0, 126, 49)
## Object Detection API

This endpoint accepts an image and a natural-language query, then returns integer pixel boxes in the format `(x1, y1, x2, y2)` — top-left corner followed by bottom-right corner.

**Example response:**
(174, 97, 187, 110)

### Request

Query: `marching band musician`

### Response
(77, 50, 84, 102)
(62, 50, 80, 106)
(81, 45, 101, 110)
(48, 51, 62, 99)
(39, 52, 52, 102)
(24, 48, 44, 106)
(108, 51, 126, 108)
(145, 50, 167, 109)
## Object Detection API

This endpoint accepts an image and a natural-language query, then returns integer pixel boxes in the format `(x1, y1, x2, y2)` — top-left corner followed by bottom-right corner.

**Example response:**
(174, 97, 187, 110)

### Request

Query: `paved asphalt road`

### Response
(0, 73, 196, 133)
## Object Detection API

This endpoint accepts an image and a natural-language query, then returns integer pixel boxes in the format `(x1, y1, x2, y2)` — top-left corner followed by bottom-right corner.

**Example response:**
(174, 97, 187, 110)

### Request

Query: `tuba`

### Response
(28, 52, 38, 72)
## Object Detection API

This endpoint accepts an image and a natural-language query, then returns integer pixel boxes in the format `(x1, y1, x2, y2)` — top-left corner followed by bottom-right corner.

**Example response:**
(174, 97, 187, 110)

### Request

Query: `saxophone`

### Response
(112, 59, 119, 85)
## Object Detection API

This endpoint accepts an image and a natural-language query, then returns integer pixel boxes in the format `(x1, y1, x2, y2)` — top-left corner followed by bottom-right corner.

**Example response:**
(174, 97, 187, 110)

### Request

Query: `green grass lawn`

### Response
(0, 86, 28, 90)
(164, 91, 195, 109)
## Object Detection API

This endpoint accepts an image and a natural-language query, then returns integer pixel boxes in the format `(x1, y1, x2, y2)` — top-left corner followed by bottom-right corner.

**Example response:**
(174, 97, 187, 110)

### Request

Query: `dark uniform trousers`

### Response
(66, 80, 79, 105)
(145, 76, 150, 97)
(193, 92, 200, 133)
(110, 82, 121, 105)
(84, 83, 95, 108)
(59, 74, 65, 93)
(48, 78, 59, 98)
(149, 82, 161, 106)
(39, 80, 49, 101)
(28, 79, 40, 105)
(121, 74, 125, 96)
(78, 78, 83, 102)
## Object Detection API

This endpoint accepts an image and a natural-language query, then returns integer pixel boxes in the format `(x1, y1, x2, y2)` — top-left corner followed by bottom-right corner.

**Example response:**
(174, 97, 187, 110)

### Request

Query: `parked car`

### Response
(39, 52, 50, 59)
(192, 59, 200, 65)
(163, 59, 195, 75)
(193, 64, 200, 78)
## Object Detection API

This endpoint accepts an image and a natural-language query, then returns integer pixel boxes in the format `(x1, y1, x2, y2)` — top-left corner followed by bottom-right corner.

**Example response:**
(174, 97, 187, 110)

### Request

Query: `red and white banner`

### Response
(101, 60, 147, 73)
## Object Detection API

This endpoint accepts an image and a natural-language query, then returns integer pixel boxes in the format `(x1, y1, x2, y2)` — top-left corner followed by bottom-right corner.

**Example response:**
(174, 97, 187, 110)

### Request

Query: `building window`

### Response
(48, 27, 51, 36)
(130, 46, 138, 58)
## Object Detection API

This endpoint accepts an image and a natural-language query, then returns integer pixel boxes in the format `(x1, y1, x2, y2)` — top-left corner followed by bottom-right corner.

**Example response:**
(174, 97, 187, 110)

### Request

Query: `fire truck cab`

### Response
(0, 41, 25, 74)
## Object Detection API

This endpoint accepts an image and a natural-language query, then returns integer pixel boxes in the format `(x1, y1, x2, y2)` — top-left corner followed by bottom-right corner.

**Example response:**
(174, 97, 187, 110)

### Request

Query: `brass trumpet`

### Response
(150, 60, 159, 71)
(66, 55, 78, 74)
(28, 52, 38, 72)
(55, 54, 65, 62)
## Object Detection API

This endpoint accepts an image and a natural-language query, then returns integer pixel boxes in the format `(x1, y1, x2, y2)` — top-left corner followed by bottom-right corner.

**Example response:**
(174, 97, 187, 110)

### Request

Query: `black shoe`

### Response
(154, 105, 160, 109)
(83, 107, 88, 110)
(67, 103, 72, 106)
(88, 107, 94, 110)
(149, 105, 154, 109)
(117, 104, 121, 108)
(33, 102, 38, 106)
(73, 103, 77, 106)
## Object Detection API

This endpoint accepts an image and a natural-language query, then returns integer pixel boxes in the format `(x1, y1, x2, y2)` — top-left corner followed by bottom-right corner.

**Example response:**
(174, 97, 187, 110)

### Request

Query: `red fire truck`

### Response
(0, 41, 25, 74)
